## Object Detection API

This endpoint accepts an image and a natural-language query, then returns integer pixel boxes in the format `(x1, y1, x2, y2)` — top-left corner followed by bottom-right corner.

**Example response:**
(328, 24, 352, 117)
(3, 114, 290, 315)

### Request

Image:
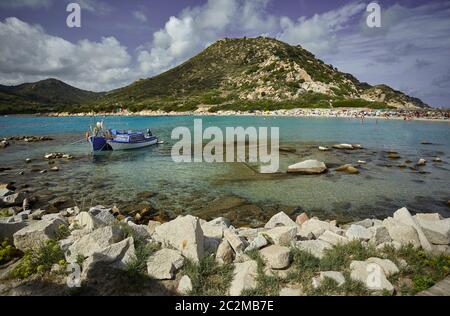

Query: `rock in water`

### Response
(259, 245, 291, 269)
(417, 159, 427, 166)
(147, 249, 185, 280)
(335, 164, 360, 174)
(229, 260, 258, 296)
(13, 218, 66, 251)
(287, 160, 327, 174)
(1, 192, 26, 207)
(154, 215, 205, 262)
(333, 144, 354, 150)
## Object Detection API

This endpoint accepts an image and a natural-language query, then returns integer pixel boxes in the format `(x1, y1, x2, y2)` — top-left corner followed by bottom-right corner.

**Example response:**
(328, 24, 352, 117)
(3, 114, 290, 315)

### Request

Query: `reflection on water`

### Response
(0, 115, 449, 226)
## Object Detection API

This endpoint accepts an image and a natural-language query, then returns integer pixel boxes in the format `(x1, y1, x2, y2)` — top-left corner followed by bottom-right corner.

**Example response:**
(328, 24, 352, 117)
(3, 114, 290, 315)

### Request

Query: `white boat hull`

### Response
(107, 138, 158, 151)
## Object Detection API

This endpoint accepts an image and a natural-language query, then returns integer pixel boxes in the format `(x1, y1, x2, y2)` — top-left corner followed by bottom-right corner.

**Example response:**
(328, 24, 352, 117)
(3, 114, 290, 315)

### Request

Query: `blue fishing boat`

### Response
(87, 122, 159, 154)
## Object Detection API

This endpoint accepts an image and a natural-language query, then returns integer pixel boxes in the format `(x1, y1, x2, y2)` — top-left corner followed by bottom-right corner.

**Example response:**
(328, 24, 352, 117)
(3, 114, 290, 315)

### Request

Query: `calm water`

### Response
(1, 115, 449, 224)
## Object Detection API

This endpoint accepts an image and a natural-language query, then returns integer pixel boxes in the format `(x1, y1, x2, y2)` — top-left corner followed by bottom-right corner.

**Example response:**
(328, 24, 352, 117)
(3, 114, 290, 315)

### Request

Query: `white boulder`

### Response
(229, 260, 258, 296)
(292, 240, 332, 259)
(345, 225, 372, 241)
(178, 275, 193, 295)
(224, 228, 247, 254)
(393, 207, 432, 251)
(154, 215, 204, 262)
(264, 212, 297, 229)
(66, 225, 123, 263)
(147, 248, 185, 280)
(350, 260, 394, 294)
(312, 271, 345, 289)
(260, 226, 297, 246)
(216, 239, 234, 265)
(259, 245, 291, 269)
(13, 218, 66, 251)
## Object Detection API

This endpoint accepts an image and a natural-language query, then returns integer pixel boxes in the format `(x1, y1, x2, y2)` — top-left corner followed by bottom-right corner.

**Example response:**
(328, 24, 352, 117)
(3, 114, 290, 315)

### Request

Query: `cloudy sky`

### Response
(0, 0, 449, 107)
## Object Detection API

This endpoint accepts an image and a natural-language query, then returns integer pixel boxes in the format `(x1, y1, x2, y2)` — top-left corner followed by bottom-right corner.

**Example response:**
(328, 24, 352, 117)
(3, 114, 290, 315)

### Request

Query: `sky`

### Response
(0, 0, 449, 108)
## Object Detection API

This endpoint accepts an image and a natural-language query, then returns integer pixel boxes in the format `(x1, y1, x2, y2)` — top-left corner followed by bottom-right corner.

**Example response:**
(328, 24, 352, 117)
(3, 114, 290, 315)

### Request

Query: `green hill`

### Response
(0, 79, 101, 114)
(91, 37, 429, 113)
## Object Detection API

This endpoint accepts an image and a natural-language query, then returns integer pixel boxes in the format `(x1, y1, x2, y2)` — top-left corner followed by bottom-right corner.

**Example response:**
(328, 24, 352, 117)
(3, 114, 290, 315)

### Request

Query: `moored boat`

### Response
(87, 122, 159, 154)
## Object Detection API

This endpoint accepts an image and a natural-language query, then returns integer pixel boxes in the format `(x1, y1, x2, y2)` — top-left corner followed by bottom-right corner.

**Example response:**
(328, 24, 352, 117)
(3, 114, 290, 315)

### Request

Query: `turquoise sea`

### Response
(1, 115, 449, 225)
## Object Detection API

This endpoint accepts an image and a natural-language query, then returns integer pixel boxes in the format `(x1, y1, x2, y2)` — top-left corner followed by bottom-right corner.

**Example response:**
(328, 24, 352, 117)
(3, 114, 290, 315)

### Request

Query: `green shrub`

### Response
(11, 240, 65, 279)
(0, 239, 20, 265)
(183, 256, 234, 296)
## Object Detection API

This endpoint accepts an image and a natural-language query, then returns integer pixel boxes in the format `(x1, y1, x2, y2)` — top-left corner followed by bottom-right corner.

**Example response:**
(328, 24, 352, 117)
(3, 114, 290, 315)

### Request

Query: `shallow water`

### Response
(1, 115, 449, 225)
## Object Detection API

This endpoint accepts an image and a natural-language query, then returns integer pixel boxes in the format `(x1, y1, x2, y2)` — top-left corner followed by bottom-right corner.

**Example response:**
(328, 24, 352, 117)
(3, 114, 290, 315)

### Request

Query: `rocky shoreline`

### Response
(1, 181, 449, 296)
(44, 108, 450, 122)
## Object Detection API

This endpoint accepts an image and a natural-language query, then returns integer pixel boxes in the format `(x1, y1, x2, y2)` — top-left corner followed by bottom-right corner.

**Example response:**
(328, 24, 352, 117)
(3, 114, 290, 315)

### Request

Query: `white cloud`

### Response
(73, 0, 112, 16)
(323, 2, 450, 107)
(0, 0, 53, 9)
(278, 2, 367, 54)
(137, 0, 277, 75)
(133, 10, 147, 23)
(0, 17, 134, 91)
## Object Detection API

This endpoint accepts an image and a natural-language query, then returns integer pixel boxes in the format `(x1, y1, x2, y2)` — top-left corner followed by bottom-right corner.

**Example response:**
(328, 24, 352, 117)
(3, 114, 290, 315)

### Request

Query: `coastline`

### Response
(43, 108, 450, 123)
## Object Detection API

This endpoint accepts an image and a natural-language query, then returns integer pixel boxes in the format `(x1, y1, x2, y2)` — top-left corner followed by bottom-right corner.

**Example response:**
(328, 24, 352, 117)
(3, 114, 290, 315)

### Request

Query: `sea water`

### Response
(0, 115, 449, 222)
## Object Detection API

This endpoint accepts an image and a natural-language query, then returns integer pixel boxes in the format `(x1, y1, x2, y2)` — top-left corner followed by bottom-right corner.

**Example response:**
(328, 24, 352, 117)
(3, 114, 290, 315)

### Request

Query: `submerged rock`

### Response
(335, 164, 360, 174)
(333, 144, 355, 150)
(287, 160, 327, 175)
